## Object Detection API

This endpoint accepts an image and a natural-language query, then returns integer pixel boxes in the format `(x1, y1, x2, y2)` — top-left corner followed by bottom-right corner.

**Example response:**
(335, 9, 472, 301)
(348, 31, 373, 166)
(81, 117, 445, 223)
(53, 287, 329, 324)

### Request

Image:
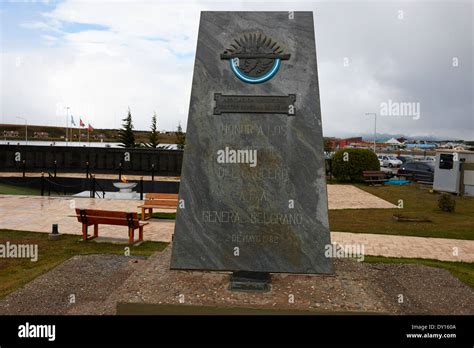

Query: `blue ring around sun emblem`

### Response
(230, 58, 281, 84)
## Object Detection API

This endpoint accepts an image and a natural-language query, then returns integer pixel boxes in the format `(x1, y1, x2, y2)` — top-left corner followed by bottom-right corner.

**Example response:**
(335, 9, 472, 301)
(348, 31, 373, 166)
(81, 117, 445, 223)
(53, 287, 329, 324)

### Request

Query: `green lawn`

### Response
(0, 182, 41, 196)
(0, 229, 168, 299)
(329, 184, 474, 240)
(364, 256, 474, 289)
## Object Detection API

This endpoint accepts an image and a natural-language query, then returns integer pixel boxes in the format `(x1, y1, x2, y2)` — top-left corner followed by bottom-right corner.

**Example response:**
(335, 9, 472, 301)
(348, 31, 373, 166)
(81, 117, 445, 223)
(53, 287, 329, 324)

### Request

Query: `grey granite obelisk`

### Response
(170, 11, 333, 274)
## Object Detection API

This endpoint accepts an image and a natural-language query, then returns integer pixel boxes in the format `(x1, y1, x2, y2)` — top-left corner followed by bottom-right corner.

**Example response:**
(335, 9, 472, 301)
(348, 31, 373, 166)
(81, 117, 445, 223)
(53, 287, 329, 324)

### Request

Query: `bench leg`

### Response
(141, 208, 153, 221)
(139, 226, 144, 242)
(94, 223, 99, 238)
(128, 227, 134, 244)
(82, 224, 88, 241)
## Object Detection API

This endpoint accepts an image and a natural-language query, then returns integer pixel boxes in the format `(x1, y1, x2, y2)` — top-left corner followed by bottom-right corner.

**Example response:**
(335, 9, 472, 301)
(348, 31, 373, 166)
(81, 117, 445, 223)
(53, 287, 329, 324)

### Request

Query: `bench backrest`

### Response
(363, 171, 386, 176)
(145, 193, 178, 199)
(75, 208, 140, 228)
(144, 193, 178, 207)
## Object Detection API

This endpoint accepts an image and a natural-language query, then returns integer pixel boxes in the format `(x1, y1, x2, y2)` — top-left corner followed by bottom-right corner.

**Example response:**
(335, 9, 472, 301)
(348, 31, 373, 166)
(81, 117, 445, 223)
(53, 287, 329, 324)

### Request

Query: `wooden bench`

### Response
(75, 208, 148, 244)
(362, 171, 387, 185)
(138, 193, 178, 221)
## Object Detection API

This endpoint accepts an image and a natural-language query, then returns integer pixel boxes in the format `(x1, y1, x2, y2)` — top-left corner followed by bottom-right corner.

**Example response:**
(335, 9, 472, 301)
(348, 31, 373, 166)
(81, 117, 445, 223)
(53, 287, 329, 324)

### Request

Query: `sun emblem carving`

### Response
(220, 33, 290, 83)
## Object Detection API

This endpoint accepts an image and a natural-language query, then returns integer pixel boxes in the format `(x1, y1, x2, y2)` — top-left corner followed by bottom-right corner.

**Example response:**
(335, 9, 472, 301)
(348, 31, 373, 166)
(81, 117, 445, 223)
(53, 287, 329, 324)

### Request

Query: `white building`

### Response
(433, 149, 474, 196)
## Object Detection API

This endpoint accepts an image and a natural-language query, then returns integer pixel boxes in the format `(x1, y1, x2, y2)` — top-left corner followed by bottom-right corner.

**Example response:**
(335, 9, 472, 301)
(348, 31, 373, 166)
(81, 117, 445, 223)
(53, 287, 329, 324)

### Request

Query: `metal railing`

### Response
(89, 174, 105, 198)
(5, 160, 160, 199)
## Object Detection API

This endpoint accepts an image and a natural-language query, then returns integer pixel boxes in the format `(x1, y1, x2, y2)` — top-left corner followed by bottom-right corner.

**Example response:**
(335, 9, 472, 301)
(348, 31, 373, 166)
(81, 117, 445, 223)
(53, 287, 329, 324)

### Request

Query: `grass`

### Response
(0, 182, 41, 196)
(328, 183, 474, 240)
(0, 229, 168, 299)
(364, 255, 474, 289)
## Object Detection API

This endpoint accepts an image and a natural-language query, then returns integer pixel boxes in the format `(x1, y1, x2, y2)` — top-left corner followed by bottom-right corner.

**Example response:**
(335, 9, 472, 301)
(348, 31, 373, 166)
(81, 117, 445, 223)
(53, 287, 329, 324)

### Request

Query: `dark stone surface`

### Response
(0, 145, 183, 176)
(171, 12, 332, 274)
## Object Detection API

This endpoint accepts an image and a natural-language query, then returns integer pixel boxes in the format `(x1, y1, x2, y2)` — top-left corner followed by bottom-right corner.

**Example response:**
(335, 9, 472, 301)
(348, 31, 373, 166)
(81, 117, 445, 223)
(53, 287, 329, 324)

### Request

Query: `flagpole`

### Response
(65, 106, 70, 147)
(79, 118, 84, 146)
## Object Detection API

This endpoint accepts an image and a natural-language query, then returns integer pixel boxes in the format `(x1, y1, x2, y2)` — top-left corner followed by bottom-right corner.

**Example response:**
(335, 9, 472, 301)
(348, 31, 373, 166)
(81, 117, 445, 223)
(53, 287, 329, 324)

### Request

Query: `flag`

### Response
(80, 118, 85, 127)
(88, 124, 93, 131)
(71, 115, 76, 126)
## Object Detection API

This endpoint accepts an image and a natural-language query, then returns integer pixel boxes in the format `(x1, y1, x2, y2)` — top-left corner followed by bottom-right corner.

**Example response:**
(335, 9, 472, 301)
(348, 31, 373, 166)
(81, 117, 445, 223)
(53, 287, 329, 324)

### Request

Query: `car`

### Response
(396, 155, 413, 164)
(424, 156, 436, 162)
(397, 161, 435, 182)
(376, 154, 385, 167)
(380, 155, 403, 168)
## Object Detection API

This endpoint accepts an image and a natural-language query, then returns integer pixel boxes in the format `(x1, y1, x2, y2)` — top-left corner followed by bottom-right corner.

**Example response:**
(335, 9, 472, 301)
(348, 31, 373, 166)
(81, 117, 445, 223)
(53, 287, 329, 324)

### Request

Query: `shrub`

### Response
(331, 148, 380, 182)
(438, 193, 456, 213)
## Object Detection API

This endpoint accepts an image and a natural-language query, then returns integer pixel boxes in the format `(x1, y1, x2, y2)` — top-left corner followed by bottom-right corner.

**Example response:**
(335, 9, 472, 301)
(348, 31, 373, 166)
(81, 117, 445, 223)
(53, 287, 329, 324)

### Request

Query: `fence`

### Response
(0, 175, 180, 197)
(0, 145, 183, 176)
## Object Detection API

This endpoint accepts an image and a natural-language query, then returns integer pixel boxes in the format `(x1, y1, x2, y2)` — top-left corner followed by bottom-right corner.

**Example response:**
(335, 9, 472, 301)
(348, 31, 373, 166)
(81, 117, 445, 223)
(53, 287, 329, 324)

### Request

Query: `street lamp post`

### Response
(365, 112, 377, 152)
(65, 106, 70, 146)
(16, 116, 27, 145)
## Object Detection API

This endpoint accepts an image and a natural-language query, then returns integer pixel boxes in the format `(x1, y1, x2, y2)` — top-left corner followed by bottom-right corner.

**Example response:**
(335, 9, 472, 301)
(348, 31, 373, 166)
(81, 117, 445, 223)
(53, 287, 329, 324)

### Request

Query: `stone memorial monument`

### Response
(171, 11, 332, 275)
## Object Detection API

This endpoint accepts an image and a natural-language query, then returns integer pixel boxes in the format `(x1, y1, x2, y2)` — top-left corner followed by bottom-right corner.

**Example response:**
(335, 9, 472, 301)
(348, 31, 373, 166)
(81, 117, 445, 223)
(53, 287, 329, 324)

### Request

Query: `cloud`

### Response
(1, 0, 472, 139)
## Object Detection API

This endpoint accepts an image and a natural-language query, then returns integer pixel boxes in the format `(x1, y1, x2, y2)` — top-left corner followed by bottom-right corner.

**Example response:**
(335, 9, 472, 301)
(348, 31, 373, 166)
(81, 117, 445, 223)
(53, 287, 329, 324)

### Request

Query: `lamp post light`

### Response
(16, 116, 27, 145)
(365, 112, 377, 152)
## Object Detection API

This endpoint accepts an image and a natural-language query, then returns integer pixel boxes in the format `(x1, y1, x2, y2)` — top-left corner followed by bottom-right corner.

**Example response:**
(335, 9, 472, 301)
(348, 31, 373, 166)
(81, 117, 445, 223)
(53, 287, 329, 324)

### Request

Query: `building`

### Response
(405, 143, 437, 150)
(33, 131, 49, 138)
(433, 149, 474, 196)
(328, 137, 364, 149)
(3, 130, 19, 137)
(385, 137, 403, 146)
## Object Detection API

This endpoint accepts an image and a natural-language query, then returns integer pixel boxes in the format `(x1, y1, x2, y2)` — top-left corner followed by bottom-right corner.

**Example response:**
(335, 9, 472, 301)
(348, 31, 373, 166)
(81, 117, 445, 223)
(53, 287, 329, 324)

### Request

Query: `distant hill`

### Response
(0, 124, 180, 144)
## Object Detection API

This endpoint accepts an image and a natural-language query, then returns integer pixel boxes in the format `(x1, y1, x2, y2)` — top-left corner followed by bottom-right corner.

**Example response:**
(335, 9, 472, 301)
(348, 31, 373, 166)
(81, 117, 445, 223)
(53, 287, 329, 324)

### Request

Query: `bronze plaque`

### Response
(214, 94, 296, 115)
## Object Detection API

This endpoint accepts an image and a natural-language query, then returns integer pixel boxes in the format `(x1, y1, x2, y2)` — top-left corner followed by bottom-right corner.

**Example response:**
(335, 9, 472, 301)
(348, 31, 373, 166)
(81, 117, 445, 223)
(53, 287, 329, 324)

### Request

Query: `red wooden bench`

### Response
(138, 193, 178, 221)
(75, 208, 148, 245)
(362, 171, 388, 186)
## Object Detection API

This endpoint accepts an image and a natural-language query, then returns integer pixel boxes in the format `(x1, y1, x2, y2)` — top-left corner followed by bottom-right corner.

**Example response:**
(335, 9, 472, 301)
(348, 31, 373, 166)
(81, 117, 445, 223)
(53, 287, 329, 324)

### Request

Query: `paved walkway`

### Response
(331, 232, 474, 262)
(327, 185, 396, 209)
(0, 195, 175, 242)
(0, 191, 472, 262)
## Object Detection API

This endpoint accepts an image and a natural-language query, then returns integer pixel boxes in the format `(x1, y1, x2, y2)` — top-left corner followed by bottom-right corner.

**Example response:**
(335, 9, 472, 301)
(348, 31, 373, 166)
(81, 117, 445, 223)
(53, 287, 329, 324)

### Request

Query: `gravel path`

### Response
(0, 254, 146, 315)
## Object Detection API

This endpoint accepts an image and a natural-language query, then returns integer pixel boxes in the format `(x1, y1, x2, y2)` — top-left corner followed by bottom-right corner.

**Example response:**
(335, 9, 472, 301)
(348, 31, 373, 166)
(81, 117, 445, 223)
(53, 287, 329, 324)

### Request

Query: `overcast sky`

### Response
(1, 0, 472, 139)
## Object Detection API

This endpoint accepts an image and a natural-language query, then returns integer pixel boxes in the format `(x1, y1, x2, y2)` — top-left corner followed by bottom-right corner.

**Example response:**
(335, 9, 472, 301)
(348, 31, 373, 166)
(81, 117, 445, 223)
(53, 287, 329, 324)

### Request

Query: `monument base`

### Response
(104, 246, 473, 315)
(109, 246, 396, 314)
(229, 271, 271, 293)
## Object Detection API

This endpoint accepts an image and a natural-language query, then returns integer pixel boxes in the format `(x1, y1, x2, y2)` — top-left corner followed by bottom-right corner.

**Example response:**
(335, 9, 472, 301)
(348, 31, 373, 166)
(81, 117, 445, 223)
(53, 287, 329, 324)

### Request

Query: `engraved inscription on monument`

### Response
(170, 12, 333, 274)
(214, 94, 296, 115)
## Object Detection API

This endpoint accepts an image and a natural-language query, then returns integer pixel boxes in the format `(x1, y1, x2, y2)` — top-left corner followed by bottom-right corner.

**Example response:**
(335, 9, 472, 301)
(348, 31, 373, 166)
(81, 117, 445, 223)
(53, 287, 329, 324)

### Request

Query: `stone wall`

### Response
(0, 145, 183, 176)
